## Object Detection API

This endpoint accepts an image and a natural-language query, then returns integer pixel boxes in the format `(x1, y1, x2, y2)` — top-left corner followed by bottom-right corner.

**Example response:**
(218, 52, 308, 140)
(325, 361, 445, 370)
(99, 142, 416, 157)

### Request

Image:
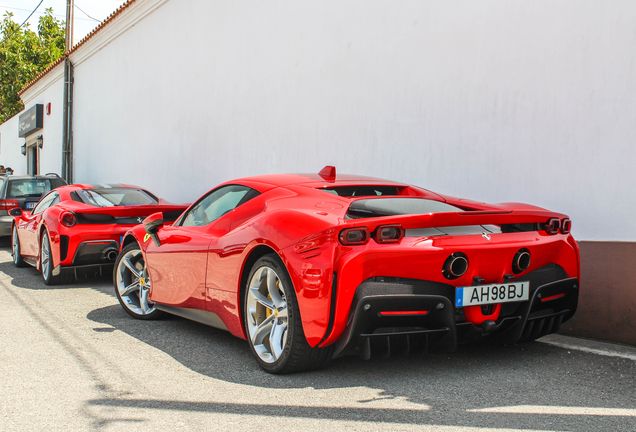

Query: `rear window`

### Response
(75, 188, 158, 207)
(347, 198, 462, 219)
(7, 179, 63, 198)
(318, 186, 400, 197)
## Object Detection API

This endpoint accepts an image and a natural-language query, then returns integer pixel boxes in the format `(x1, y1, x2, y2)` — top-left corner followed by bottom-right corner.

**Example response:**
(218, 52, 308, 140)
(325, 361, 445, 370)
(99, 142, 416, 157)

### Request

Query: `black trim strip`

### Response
(317, 272, 338, 346)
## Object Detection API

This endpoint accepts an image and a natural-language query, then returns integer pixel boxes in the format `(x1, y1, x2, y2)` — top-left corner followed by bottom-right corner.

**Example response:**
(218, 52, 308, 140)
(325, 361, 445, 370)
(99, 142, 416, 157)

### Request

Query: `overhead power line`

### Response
(19, 0, 44, 28)
(0, 5, 97, 23)
(74, 3, 99, 22)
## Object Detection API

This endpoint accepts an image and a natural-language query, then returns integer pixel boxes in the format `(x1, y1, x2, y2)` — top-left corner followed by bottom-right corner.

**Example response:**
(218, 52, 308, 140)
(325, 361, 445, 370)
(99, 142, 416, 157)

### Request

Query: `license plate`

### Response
(455, 282, 530, 307)
(26, 202, 35, 209)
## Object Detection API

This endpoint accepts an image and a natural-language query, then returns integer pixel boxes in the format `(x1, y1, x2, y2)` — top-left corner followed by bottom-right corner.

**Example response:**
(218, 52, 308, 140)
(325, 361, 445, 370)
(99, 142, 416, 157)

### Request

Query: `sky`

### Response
(1, 0, 127, 45)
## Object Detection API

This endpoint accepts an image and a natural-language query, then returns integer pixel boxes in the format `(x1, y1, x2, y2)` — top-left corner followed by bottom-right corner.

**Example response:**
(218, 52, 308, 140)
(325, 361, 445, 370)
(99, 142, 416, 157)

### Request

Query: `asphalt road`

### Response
(1, 237, 635, 432)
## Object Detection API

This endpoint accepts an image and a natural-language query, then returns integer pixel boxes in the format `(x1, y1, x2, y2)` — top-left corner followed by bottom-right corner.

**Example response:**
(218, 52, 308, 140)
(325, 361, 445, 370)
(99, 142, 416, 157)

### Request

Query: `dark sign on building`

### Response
(18, 104, 43, 138)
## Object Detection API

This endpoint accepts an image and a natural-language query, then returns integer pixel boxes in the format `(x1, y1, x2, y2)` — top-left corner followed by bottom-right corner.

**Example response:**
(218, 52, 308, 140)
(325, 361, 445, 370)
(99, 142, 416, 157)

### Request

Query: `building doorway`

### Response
(25, 135, 39, 175)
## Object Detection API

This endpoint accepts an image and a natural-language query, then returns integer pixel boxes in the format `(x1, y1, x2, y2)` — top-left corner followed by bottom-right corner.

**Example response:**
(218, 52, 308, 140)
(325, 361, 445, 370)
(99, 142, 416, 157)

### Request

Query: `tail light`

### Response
(59, 211, 77, 228)
(373, 224, 404, 243)
(339, 227, 370, 245)
(544, 218, 561, 235)
(0, 199, 18, 210)
(560, 218, 571, 234)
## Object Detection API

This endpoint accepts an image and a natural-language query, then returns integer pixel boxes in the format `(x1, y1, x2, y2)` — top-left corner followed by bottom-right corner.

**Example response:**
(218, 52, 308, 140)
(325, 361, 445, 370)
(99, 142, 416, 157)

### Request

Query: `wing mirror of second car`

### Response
(9, 208, 23, 218)
(143, 212, 164, 247)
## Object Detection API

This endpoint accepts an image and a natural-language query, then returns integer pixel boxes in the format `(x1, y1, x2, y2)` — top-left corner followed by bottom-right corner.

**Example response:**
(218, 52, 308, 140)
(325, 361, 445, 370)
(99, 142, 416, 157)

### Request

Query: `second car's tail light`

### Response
(373, 224, 404, 243)
(560, 218, 572, 234)
(59, 211, 77, 227)
(544, 218, 561, 235)
(0, 199, 18, 210)
(339, 227, 370, 245)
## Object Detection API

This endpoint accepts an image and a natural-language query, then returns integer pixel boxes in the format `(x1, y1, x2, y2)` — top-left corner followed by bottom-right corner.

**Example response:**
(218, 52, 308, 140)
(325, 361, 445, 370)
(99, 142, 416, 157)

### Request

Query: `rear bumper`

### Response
(0, 216, 13, 236)
(332, 264, 579, 358)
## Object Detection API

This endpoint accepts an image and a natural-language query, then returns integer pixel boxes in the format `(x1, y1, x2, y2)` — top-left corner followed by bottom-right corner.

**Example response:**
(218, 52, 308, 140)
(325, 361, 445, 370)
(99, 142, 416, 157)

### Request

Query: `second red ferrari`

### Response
(11, 184, 188, 285)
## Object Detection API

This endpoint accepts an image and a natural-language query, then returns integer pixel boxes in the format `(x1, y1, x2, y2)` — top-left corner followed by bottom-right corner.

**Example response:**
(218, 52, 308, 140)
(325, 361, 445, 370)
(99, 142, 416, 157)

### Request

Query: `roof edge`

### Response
(18, 0, 138, 97)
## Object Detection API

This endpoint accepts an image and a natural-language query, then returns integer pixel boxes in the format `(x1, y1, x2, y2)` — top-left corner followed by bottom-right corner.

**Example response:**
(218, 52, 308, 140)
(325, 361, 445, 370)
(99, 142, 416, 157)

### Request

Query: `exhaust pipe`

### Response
(443, 252, 469, 280)
(512, 248, 531, 274)
(105, 249, 118, 261)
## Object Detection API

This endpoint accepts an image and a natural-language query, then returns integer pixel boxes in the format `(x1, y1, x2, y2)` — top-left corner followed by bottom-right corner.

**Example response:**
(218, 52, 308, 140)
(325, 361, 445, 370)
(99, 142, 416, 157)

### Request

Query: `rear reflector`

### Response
(339, 227, 370, 245)
(541, 293, 565, 302)
(379, 311, 429, 316)
(373, 224, 404, 243)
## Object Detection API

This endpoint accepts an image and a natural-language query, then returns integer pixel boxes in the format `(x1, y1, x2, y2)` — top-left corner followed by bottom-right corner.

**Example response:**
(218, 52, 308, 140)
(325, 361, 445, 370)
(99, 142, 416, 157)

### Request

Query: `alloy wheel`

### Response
(246, 265, 289, 363)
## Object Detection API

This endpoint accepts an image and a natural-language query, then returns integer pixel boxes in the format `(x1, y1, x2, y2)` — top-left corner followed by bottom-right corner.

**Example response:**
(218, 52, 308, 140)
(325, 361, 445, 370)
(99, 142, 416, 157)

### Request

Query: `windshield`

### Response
(76, 188, 158, 207)
(347, 198, 462, 219)
(7, 179, 64, 198)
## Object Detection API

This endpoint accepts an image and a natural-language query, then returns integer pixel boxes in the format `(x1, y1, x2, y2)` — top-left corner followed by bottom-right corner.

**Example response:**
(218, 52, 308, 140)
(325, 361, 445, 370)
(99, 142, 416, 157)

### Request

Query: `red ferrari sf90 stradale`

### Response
(114, 167, 579, 374)
(10, 184, 188, 285)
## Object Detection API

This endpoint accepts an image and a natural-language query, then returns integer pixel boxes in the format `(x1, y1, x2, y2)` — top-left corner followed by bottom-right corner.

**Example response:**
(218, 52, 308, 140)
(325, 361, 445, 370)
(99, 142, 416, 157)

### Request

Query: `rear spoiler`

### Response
(344, 209, 568, 231)
(63, 203, 189, 218)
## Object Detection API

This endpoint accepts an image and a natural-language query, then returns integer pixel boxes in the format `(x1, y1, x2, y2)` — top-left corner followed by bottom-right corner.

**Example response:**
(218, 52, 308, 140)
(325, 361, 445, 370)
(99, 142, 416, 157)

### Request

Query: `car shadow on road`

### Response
(0, 236, 116, 292)
(87, 304, 636, 431)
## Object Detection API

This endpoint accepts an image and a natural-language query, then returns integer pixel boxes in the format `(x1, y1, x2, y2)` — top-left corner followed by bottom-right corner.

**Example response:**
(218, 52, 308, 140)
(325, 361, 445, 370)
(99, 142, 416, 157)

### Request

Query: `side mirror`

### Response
(143, 212, 164, 247)
(9, 208, 23, 217)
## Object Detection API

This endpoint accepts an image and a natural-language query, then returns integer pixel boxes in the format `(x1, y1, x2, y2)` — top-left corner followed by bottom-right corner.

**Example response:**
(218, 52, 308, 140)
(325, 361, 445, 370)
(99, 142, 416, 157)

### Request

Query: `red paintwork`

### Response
(121, 170, 580, 348)
(13, 184, 189, 274)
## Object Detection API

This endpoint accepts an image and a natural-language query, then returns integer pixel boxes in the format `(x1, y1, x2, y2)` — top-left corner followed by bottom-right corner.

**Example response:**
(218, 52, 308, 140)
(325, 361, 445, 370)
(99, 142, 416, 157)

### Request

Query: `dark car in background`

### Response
(0, 174, 67, 236)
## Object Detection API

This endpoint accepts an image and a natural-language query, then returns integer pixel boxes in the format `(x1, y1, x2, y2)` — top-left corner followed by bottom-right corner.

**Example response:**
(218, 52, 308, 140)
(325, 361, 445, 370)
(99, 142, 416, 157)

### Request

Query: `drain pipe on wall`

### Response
(61, 0, 74, 183)
(61, 57, 73, 183)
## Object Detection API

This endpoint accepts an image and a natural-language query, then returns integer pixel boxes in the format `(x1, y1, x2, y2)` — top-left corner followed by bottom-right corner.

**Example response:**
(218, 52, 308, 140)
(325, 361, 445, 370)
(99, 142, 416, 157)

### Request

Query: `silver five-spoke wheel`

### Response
(246, 265, 289, 363)
(243, 254, 332, 374)
(114, 243, 162, 319)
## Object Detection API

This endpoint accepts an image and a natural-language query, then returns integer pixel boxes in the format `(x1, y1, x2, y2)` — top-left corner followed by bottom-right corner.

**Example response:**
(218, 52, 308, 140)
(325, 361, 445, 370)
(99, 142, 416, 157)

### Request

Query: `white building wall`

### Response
(0, 115, 26, 174)
(6, 66, 65, 176)
(66, 0, 635, 241)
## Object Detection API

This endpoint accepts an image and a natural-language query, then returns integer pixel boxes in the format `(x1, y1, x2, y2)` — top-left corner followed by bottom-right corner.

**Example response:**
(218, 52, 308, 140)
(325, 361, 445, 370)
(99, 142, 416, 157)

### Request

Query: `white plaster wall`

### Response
(70, 0, 636, 241)
(6, 66, 66, 177)
(20, 71, 66, 177)
(0, 114, 26, 174)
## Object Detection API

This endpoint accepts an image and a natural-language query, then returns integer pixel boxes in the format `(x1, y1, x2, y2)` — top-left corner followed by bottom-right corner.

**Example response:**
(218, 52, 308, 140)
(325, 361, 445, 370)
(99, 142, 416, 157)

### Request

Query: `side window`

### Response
(181, 185, 255, 227)
(33, 191, 59, 214)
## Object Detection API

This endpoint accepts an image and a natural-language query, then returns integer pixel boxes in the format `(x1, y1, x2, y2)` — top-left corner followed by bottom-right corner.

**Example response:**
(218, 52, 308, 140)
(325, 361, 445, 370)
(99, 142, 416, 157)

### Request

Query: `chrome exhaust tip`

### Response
(443, 252, 469, 280)
(105, 249, 118, 261)
(512, 248, 531, 274)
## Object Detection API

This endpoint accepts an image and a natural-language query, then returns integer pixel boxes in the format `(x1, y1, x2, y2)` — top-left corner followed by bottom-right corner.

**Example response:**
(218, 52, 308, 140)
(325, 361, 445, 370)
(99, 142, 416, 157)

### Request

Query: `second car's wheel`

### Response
(243, 254, 333, 374)
(41, 231, 74, 285)
(12, 225, 26, 268)
(114, 243, 164, 320)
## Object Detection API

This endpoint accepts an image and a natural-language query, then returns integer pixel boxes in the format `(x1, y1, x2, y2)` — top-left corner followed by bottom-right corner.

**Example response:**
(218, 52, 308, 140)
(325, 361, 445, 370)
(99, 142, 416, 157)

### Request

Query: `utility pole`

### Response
(65, 0, 74, 51)
(61, 0, 74, 183)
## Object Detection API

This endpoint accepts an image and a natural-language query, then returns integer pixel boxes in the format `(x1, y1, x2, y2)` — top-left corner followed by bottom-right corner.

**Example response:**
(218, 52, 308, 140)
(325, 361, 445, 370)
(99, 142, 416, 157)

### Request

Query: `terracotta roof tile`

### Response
(18, 0, 138, 96)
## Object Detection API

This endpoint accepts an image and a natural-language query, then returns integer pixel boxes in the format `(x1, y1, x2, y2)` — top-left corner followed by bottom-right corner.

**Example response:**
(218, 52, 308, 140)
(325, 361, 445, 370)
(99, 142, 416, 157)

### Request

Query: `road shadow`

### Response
(87, 303, 636, 431)
(0, 236, 114, 293)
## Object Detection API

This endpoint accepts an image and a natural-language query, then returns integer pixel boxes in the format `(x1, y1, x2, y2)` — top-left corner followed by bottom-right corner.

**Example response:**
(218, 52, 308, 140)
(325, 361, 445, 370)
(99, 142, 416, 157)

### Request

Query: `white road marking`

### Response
(538, 334, 636, 362)
(469, 405, 636, 417)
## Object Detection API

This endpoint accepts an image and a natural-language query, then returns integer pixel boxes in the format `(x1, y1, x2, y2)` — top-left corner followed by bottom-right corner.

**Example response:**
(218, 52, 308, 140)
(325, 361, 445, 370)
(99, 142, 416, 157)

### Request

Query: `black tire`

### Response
(113, 242, 164, 320)
(243, 254, 333, 374)
(41, 230, 74, 285)
(12, 225, 27, 268)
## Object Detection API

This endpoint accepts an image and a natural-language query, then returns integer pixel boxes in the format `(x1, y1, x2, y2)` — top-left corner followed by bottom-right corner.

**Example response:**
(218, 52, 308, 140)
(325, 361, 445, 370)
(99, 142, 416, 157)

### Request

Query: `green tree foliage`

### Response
(0, 8, 65, 123)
